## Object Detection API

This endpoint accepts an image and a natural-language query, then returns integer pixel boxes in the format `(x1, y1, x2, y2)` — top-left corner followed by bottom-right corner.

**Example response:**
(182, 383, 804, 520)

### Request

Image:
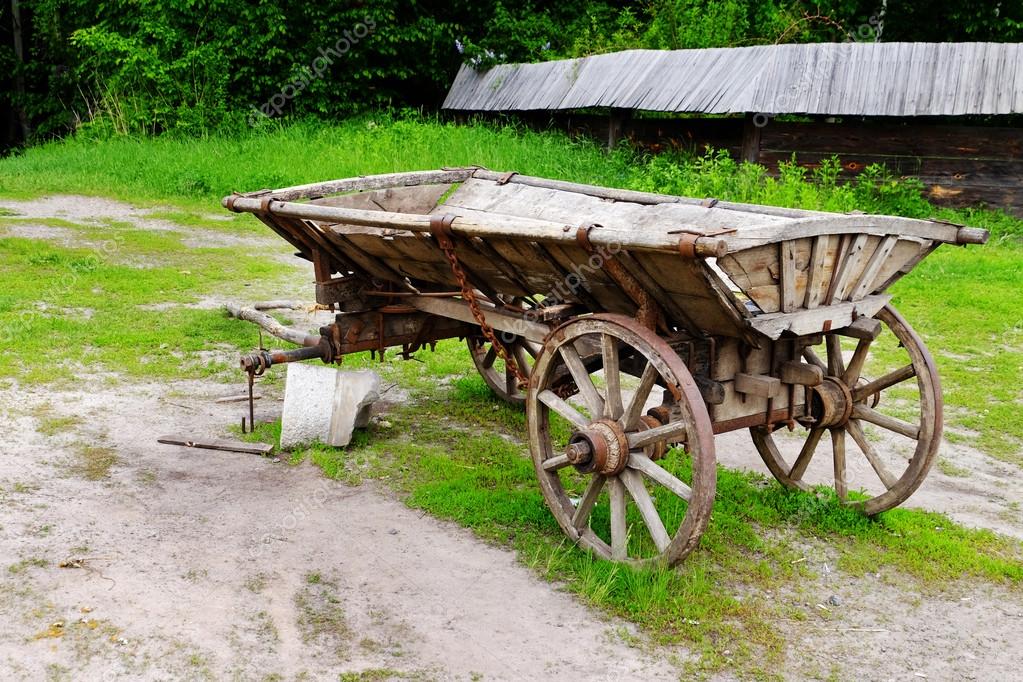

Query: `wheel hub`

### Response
(566, 419, 630, 475)
(808, 377, 854, 428)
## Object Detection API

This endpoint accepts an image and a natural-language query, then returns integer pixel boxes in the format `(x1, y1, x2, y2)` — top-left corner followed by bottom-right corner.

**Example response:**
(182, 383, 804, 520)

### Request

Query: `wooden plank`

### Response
(710, 337, 773, 382)
(779, 240, 798, 313)
(834, 235, 879, 302)
(827, 234, 867, 304)
(804, 234, 833, 309)
(735, 373, 782, 398)
(238, 169, 474, 203)
(779, 361, 823, 386)
(313, 183, 453, 214)
(837, 316, 882, 340)
(761, 121, 1023, 159)
(748, 294, 891, 340)
(850, 235, 899, 300)
(406, 296, 552, 343)
(741, 113, 762, 163)
(157, 436, 274, 456)
(545, 243, 636, 314)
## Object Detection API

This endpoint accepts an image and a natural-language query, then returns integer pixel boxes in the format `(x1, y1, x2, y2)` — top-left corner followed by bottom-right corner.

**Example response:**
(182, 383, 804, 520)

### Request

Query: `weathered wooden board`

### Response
(313, 183, 454, 214)
(440, 178, 788, 237)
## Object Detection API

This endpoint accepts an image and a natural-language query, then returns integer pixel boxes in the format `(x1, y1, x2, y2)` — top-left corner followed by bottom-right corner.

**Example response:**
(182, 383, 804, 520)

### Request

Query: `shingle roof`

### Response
(442, 43, 1023, 116)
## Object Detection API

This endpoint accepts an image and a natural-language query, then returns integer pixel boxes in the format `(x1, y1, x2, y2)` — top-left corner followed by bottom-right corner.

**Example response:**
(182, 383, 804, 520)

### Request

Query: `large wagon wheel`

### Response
(526, 314, 716, 567)
(751, 305, 942, 515)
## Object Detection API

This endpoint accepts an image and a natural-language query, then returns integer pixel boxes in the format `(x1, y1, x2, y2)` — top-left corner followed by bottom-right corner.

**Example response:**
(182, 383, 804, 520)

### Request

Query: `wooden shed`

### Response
(443, 43, 1023, 214)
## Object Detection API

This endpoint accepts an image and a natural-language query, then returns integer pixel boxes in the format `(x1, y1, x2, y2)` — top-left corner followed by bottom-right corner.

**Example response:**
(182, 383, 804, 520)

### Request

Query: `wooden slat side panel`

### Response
(833, 234, 880, 302)
(634, 252, 749, 337)
(717, 238, 813, 312)
(866, 238, 929, 294)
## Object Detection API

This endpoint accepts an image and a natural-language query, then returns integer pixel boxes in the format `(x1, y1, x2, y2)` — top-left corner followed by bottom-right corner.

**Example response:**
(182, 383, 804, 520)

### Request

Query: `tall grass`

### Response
(2, 114, 1020, 242)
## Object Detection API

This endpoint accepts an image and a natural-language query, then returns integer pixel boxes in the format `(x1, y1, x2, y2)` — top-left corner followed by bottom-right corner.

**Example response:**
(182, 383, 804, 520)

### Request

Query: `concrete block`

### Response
(279, 363, 381, 449)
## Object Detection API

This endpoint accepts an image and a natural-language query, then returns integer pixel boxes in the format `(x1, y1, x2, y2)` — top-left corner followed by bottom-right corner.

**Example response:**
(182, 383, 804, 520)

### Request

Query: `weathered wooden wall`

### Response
(501, 112, 1023, 216)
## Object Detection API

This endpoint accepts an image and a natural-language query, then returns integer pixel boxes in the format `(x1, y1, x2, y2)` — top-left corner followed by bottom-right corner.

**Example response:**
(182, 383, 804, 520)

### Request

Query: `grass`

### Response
(35, 408, 79, 437)
(72, 445, 119, 480)
(294, 571, 350, 657)
(9, 557, 48, 574)
(0, 229, 294, 384)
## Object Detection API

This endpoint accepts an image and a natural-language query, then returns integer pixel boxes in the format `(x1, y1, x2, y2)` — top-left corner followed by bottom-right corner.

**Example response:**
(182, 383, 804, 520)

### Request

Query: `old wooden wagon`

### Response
(223, 167, 988, 566)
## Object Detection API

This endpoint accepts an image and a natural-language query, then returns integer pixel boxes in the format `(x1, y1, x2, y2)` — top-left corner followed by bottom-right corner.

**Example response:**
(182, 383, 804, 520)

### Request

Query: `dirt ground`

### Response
(1, 196, 1021, 681)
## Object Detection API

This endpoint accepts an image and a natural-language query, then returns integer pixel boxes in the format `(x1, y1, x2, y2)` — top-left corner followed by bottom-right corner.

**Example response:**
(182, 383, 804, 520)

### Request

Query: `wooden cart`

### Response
(223, 167, 988, 566)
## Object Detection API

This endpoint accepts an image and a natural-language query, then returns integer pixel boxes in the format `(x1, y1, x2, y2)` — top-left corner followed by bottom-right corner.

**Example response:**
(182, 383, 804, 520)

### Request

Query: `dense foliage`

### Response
(2, 1, 1021, 144)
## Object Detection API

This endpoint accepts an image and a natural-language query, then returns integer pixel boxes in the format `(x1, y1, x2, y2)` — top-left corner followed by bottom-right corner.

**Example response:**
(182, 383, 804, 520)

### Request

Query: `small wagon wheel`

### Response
(467, 334, 537, 405)
(751, 305, 942, 515)
(526, 314, 716, 567)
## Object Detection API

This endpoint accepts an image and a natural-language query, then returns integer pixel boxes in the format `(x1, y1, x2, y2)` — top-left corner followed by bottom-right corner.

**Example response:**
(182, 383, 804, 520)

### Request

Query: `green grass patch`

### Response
(0, 235, 294, 383)
(72, 445, 119, 480)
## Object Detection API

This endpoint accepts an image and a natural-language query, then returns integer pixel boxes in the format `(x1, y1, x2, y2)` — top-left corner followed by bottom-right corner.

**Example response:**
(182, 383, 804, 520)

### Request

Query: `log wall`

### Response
(501, 112, 1023, 216)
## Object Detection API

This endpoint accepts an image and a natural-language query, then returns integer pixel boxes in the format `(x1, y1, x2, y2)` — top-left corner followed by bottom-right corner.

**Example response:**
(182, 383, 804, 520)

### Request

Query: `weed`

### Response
(338, 670, 411, 682)
(9, 557, 48, 574)
(36, 414, 79, 437)
(244, 573, 269, 593)
(295, 572, 349, 656)
(937, 457, 971, 478)
(72, 445, 118, 480)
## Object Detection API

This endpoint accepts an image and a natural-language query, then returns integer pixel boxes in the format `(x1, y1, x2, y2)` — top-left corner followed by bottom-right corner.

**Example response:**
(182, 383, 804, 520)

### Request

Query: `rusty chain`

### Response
(430, 215, 529, 389)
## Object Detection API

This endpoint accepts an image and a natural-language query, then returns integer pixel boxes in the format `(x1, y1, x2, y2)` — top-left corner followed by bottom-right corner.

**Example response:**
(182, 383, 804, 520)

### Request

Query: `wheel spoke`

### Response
(627, 420, 688, 451)
(601, 334, 624, 420)
(512, 341, 532, 380)
(847, 419, 898, 489)
(481, 344, 497, 369)
(832, 428, 847, 501)
(841, 338, 872, 386)
(571, 474, 605, 530)
(609, 477, 628, 560)
(522, 341, 540, 358)
(542, 454, 572, 471)
(852, 364, 916, 402)
(620, 362, 659, 431)
(620, 469, 671, 553)
(826, 334, 845, 377)
(559, 344, 605, 418)
(628, 453, 692, 501)
(803, 346, 827, 372)
(790, 427, 825, 482)
(505, 362, 516, 395)
(538, 389, 589, 429)
(851, 404, 920, 440)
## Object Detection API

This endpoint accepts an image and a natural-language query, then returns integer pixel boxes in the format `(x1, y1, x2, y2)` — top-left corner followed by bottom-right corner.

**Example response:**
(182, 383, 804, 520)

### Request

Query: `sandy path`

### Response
(0, 382, 686, 680)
